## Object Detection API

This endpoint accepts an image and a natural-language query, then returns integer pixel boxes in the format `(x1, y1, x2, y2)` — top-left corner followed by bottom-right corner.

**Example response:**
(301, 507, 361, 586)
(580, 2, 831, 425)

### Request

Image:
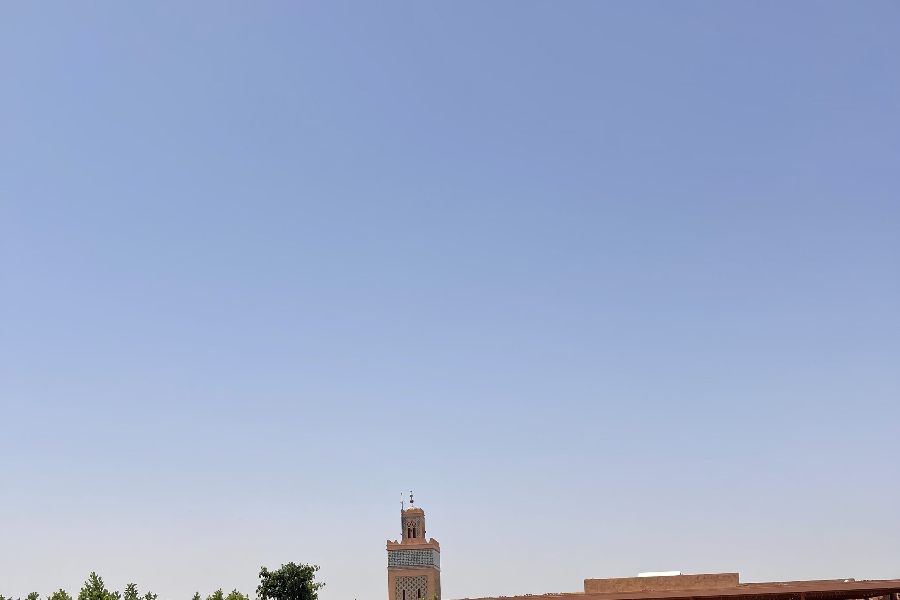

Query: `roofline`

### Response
(453, 579, 900, 600)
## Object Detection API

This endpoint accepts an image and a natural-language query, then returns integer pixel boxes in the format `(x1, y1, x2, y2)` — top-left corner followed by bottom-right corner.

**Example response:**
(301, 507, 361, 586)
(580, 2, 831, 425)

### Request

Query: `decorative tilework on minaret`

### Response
(387, 492, 441, 600)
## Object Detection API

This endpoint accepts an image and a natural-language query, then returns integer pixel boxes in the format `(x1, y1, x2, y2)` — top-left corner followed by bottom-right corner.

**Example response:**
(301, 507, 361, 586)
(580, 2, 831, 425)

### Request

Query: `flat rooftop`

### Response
(453, 573, 900, 600)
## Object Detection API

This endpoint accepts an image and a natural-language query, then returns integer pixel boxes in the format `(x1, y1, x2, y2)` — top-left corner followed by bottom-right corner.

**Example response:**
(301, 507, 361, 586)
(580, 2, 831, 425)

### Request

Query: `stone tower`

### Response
(387, 493, 441, 600)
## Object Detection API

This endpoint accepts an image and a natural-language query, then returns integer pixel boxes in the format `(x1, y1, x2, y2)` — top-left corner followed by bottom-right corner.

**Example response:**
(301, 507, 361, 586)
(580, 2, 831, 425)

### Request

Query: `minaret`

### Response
(387, 492, 441, 600)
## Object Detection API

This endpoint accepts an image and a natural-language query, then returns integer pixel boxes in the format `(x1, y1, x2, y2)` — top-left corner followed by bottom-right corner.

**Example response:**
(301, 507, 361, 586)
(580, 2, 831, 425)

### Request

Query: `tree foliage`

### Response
(122, 583, 155, 600)
(78, 573, 120, 600)
(5, 563, 318, 600)
(257, 563, 323, 600)
(49, 591, 73, 600)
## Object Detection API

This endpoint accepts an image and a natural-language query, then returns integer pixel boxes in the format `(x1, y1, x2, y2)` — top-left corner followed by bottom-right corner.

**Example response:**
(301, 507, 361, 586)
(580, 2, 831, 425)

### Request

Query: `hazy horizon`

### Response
(2, 2, 898, 600)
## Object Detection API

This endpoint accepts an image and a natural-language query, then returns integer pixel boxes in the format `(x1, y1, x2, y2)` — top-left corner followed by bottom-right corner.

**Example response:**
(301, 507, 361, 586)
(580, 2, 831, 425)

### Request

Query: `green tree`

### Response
(124, 585, 139, 600)
(78, 572, 121, 600)
(26, 593, 40, 600)
(191, 593, 201, 600)
(50, 590, 74, 600)
(257, 563, 323, 600)
(224, 590, 248, 600)
(206, 590, 224, 600)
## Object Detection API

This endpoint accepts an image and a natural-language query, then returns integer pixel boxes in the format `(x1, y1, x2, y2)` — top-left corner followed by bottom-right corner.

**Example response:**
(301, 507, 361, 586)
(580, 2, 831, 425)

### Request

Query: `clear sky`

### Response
(1, 2, 898, 600)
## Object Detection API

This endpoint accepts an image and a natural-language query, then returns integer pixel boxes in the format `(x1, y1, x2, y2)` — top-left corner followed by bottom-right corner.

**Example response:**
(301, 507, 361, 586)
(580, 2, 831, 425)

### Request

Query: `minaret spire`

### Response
(387, 492, 440, 600)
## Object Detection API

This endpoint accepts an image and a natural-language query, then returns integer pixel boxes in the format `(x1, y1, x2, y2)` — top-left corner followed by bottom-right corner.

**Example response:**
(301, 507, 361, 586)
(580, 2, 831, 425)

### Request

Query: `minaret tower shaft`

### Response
(387, 492, 441, 600)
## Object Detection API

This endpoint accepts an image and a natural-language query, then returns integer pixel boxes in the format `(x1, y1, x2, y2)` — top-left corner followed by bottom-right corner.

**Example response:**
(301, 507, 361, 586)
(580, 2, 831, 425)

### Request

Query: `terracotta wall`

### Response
(584, 573, 740, 594)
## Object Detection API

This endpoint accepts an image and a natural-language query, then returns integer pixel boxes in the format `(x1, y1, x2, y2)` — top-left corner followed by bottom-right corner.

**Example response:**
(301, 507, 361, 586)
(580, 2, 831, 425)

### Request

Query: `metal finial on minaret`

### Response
(410, 491, 414, 506)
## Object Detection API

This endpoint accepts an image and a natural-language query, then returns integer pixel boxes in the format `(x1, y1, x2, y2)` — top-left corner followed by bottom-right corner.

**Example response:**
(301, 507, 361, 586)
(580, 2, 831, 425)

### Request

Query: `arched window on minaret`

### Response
(405, 519, 419, 539)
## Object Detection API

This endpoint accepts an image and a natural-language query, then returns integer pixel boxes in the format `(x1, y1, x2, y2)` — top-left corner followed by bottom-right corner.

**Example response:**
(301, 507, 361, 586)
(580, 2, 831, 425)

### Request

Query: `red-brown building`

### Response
(475, 573, 900, 600)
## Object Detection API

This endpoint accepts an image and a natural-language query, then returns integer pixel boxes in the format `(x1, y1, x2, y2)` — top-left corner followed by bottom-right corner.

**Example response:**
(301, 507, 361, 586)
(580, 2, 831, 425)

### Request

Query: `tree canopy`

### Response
(78, 573, 121, 600)
(224, 590, 248, 600)
(50, 590, 74, 600)
(4, 561, 323, 600)
(256, 563, 324, 600)
(123, 583, 156, 600)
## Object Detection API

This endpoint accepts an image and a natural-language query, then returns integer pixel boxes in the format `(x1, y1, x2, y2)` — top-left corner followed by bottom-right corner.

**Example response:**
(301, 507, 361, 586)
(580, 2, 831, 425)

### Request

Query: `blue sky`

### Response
(1, 2, 898, 600)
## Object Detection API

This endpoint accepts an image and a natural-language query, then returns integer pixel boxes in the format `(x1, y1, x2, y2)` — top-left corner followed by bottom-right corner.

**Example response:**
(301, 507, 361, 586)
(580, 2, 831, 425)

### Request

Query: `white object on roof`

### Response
(638, 572, 682, 578)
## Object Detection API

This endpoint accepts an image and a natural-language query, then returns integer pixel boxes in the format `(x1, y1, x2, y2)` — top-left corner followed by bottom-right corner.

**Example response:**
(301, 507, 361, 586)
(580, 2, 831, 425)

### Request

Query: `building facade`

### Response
(387, 497, 441, 600)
